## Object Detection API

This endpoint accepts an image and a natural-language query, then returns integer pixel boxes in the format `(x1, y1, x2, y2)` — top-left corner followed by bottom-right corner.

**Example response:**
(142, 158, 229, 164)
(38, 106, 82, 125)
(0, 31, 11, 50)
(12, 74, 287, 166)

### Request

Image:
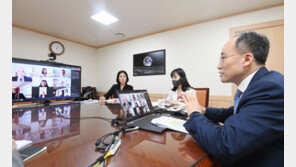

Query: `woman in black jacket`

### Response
(100, 70, 133, 100)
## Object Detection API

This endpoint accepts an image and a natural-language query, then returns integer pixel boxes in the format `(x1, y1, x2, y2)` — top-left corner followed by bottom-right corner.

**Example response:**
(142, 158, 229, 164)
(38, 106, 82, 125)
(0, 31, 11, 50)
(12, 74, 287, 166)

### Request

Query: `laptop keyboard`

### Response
(131, 114, 161, 127)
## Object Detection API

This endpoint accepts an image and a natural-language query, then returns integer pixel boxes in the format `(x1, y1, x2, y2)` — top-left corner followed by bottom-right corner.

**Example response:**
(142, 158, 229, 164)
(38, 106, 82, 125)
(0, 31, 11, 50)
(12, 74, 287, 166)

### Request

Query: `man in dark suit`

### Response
(132, 101, 144, 116)
(12, 87, 26, 100)
(12, 67, 32, 82)
(182, 31, 283, 167)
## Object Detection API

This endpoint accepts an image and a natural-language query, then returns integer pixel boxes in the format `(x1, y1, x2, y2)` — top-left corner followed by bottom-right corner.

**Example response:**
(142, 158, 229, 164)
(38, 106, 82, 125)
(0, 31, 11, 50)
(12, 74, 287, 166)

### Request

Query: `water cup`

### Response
(158, 99, 165, 108)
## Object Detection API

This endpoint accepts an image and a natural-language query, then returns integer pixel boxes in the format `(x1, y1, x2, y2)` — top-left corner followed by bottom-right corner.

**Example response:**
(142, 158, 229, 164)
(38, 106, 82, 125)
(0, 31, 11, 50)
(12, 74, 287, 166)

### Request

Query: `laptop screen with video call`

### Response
(118, 90, 154, 122)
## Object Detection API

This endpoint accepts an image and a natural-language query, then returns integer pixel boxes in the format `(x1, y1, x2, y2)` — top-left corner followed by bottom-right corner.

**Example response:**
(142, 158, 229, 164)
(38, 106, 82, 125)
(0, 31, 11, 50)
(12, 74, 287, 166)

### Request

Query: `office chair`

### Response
(193, 88, 210, 107)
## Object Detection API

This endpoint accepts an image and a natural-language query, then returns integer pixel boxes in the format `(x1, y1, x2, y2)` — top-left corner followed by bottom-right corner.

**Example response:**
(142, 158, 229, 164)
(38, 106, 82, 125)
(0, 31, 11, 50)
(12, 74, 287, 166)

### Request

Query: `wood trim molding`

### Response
(12, 24, 97, 49)
(96, 3, 283, 49)
(209, 96, 233, 108)
(99, 91, 232, 108)
(209, 96, 232, 101)
(229, 19, 284, 35)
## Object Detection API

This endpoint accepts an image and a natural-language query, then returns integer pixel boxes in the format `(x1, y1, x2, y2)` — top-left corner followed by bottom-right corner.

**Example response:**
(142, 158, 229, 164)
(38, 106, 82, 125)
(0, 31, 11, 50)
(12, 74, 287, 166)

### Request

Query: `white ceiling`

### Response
(12, 0, 283, 48)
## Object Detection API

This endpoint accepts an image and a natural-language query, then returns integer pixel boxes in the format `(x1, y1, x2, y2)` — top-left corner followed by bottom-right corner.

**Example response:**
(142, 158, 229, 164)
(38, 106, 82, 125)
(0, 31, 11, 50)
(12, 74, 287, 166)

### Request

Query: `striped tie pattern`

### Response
(233, 89, 242, 115)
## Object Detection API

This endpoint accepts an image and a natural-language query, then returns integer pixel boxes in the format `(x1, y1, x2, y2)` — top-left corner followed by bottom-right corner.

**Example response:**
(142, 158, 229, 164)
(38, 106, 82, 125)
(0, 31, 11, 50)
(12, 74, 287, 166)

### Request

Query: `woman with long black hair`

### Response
(39, 80, 49, 87)
(166, 68, 196, 107)
(100, 70, 133, 100)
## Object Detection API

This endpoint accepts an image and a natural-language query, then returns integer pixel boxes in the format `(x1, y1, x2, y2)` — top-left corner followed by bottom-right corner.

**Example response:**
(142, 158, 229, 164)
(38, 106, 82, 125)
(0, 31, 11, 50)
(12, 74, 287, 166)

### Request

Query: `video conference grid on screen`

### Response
(119, 92, 151, 120)
(12, 58, 81, 102)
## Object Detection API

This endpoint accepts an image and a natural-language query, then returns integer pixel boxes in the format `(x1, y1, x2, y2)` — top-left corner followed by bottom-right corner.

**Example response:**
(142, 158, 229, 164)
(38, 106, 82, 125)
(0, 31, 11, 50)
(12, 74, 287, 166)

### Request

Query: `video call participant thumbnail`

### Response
(32, 80, 54, 99)
(12, 87, 26, 100)
(12, 67, 32, 82)
(61, 69, 70, 78)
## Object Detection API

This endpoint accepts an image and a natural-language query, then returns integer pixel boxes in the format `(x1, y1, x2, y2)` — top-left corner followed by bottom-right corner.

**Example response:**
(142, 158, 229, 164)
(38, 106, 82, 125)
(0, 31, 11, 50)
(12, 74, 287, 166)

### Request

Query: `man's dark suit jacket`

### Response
(12, 93, 26, 100)
(12, 76, 32, 82)
(184, 67, 284, 167)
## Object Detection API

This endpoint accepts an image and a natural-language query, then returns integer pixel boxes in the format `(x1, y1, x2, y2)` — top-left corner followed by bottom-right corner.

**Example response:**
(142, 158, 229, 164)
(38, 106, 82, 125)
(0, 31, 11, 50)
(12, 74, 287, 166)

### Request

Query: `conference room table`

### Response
(12, 101, 218, 167)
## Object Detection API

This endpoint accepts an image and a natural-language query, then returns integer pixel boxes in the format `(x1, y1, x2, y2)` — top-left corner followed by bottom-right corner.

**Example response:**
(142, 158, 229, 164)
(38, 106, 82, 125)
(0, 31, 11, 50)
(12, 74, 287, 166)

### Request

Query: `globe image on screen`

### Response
(143, 56, 153, 66)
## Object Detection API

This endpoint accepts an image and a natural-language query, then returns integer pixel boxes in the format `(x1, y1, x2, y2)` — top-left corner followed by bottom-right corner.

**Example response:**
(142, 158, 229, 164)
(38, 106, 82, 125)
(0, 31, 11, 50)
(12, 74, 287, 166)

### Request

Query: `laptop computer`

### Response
(118, 90, 170, 133)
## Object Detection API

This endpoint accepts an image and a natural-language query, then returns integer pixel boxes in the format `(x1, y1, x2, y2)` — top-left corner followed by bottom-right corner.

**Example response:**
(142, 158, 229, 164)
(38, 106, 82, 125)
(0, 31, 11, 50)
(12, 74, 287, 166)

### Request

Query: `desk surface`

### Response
(12, 102, 217, 167)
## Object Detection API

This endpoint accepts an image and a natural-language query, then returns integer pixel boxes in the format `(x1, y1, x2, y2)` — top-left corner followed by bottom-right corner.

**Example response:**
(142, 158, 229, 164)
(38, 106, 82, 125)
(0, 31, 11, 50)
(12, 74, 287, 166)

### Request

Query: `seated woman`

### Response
(40, 67, 53, 78)
(100, 70, 133, 100)
(166, 68, 196, 109)
(38, 80, 54, 98)
(41, 68, 48, 77)
(39, 80, 49, 87)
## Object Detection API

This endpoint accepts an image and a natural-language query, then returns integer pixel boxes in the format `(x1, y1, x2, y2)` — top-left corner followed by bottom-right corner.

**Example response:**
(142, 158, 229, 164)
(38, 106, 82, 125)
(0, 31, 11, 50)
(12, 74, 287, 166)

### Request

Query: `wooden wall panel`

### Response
(209, 96, 233, 108)
(99, 92, 232, 108)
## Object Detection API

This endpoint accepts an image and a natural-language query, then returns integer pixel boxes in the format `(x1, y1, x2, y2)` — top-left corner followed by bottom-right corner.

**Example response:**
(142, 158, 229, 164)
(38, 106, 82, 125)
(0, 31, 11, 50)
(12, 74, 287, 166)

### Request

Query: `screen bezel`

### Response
(12, 57, 82, 102)
(118, 89, 154, 122)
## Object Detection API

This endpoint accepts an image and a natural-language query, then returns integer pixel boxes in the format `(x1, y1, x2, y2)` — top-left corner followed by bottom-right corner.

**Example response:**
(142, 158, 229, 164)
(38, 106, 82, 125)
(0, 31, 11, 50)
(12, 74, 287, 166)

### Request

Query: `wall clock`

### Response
(49, 41, 65, 55)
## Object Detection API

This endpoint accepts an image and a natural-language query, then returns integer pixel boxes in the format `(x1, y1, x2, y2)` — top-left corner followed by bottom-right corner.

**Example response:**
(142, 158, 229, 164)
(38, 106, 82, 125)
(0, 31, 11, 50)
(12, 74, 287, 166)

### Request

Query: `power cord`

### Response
(55, 109, 130, 128)
(94, 124, 136, 151)
(54, 108, 129, 125)
(54, 109, 112, 122)
(110, 117, 126, 126)
(89, 124, 139, 167)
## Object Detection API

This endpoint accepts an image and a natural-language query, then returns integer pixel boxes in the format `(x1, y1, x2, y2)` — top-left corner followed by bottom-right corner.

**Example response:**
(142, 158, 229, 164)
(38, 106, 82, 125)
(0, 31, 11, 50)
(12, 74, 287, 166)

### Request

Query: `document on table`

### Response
(105, 99, 120, 104)
(151, 116, 188, 134)
(151, 102, 158, 107)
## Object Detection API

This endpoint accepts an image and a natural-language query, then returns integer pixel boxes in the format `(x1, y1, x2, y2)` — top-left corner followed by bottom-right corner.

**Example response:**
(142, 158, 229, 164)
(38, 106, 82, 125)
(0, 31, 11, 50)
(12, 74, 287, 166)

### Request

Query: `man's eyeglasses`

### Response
(219, 54, 241, 64)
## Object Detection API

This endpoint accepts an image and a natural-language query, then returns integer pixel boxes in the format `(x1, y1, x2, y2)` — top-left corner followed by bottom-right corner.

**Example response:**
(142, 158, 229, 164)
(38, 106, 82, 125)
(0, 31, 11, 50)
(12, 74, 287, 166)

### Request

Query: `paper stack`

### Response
(151, 116, 188, 134)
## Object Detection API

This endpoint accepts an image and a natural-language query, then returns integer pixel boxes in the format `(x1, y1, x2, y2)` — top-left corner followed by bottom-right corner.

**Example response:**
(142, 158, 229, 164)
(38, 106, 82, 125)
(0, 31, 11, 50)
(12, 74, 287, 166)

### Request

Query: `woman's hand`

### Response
(99, 96, 106, 101)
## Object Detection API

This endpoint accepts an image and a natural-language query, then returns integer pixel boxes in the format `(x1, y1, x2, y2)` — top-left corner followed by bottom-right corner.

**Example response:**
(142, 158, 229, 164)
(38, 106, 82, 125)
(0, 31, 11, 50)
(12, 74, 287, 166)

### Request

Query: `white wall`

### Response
(12, 27, 97, 87)
(12, 6, 284, 96)
(95, 6, 284, 96)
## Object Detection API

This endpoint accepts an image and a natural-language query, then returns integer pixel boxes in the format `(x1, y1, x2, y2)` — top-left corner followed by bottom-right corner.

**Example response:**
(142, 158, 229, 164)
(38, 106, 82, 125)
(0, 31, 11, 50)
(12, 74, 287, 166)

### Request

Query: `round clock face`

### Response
(50, 41, 65, 55)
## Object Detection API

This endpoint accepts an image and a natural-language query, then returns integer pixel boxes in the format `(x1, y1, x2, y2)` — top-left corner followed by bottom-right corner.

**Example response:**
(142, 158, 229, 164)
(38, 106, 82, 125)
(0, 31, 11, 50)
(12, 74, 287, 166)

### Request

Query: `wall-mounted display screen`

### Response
(133, 49, 165, 76)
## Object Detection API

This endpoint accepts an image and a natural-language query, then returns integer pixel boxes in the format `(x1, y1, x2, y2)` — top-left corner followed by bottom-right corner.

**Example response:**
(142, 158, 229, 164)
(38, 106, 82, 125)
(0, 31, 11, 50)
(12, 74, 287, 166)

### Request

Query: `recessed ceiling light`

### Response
(91, 11, 119, 25)
(115, 33, 125, 38)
